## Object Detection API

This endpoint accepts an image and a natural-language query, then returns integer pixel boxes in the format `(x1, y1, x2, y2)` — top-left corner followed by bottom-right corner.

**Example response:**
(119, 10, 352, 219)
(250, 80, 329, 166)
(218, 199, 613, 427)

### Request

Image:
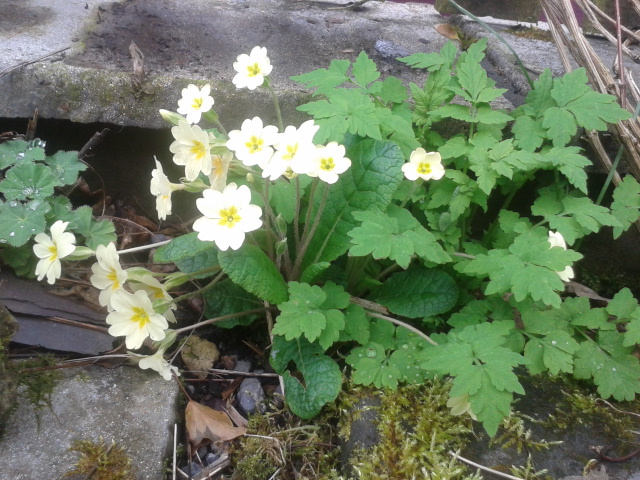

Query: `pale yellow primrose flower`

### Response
(262, 120, 319, 180)
(402, 148, 445, 181)
(446, 394, 477, 420)
(33, 220, 76, 285)
(307, 142, 351, 184)
(226, 116, 279, 168)
(90, 242, 128, 310)
(208, 151, 233, 192)
(232, 46, 273, 90)
(169, 120, 213, 181)
(133, 348, 180, 381)
(193, 182, 263, 251)
(548, 231, 575, 282)
(150, 159, 184, 221)
(176, 84, 214, 124)
(106, 289, 168, 350)
(129, 274, 177, 323)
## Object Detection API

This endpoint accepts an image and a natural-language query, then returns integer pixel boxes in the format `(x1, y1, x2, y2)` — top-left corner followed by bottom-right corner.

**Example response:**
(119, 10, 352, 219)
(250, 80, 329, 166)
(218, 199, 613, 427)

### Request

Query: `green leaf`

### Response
(373, 264, 458, 318)
(68, 205, 116, 249)
(272, 282, 347, 349)
(0, 202, 49, 246)
(521, 68, 556, 117)
(352, 51, 380, 86)
(378, 76, 408, 104)
(512, 116, 546, 151)
(610, 175, 640, 238)
(270, 336, 342, 419)
(269, 176, 311, 224)
(346, 341, 403, 389)
(541, 147, 590, 194)
(44, 150, 86, 185)
(202, 279, 263, 328)
(297, 89, 381, 143)
(154, 232, 218, 263)
(574, 337, 640, 401)
(300, 262, 331, 284)
(290, 59, 350, 95)
(176, 249, 219, 278)
(0, 163, 60, 201)
(303, 138, 404, 267)
(341, 303, 371, 345)
(219, 244, 288, 305)
(0, 139, 45, 169)
(524, 330, 579, 375)
(542, 107, 576, 147)
(607, 288, 639, 319)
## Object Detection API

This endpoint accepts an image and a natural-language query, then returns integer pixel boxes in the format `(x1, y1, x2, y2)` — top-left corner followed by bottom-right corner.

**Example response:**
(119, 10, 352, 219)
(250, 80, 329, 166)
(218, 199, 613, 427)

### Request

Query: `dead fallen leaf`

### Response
(566, 281, 611, 303)
(435, 23, 459, 41)
(185, 400, 246, 448)
(181, 335, 220, 379)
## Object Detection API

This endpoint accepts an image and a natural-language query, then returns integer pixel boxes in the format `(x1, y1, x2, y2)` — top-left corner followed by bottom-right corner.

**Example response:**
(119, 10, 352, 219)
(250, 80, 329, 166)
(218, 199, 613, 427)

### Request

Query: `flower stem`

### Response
(399, 180, 422, 209)
(173, 307, 269, 334)
(267, 83, 284, 132)
(291, 180, 328, 279)
(171, 270, 225, 304)
(118, 239, 172, 255)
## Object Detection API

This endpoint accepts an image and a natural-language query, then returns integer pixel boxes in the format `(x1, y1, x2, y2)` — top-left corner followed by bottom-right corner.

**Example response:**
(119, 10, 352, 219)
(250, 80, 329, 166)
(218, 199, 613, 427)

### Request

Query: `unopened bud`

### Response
(275, 239, 288, 256)
(202, 109, 220, 124)
(274, 214, 288, 235)
(163, 271, 191, 290)
(159, 109, 185, 126)
(65, 246, 95, 261)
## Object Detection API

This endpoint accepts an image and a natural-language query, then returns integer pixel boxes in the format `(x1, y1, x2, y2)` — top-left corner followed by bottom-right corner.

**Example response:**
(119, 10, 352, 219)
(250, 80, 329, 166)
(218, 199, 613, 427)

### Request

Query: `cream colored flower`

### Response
(90, 242, 128, 310)
(150, 159, 184, 220)
(169, 120, 213, 181)
(176, 84, 214, 124)
(548, 231, 575, 282)
(133, 348, 180, 381)
(447, 394, 477, 420)
(193, 182, 263, 251)
(208, 151, 233, 192)
(129, 274, 177, 323)
(262, 120, 319, 180)
(232, 46, 273, 90)
(226, 116, 279, 168)
(402, 148, 445, 181)
(33, 220, 76, 285)
(106, 289, 168, 350)
(307, 142, 351, 184)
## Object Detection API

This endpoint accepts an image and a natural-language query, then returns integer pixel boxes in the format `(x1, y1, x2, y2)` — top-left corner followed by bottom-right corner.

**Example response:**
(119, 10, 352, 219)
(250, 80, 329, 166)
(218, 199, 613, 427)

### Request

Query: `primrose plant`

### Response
(21, 39, 640, 436)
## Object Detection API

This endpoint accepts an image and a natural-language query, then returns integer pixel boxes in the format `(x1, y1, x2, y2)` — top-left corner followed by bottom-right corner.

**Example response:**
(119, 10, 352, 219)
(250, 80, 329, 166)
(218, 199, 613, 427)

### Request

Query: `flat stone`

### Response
(0, 365, 180, 480)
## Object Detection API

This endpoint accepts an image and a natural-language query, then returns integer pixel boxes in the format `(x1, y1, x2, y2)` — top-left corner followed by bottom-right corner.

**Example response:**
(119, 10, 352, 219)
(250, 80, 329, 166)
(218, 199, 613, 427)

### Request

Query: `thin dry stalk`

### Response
(539, 0, 640, 186)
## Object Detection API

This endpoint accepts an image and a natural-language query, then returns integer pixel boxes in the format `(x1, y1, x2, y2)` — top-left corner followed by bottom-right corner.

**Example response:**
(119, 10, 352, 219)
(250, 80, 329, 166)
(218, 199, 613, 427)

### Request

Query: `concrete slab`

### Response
(0, 365, 180, 480)
(0, 0, 449, 129)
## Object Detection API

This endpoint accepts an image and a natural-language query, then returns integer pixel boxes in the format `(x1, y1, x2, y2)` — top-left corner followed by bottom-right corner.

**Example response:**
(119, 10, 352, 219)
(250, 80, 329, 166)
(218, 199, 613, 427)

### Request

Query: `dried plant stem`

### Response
(449, 451, 525, 480)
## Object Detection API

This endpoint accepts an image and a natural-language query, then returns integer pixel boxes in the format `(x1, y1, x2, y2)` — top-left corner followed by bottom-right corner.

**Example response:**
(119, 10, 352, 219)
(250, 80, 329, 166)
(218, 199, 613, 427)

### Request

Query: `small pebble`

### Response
(237, 377, 266, 415)
(374, 39, 410, 59)
(205, 452, 219, 465)
(234, 359, 252, 373)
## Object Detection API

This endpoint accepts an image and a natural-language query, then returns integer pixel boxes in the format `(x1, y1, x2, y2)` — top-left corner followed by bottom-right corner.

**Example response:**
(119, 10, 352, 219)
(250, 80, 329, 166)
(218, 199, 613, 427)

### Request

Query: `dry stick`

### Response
(0, 46, 70, 77)
(173, 308, 268, 334)
(449, 451, 525, 480)
(78, 128, 110, 160)
(614, 0, 627, 110)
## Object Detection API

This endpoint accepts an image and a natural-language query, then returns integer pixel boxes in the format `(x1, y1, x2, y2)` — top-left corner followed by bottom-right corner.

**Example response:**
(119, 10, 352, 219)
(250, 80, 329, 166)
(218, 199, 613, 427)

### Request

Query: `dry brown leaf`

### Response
(435, 23, 459, 41)
(181, 335, 220, 379)
(185, 400, 246, 447)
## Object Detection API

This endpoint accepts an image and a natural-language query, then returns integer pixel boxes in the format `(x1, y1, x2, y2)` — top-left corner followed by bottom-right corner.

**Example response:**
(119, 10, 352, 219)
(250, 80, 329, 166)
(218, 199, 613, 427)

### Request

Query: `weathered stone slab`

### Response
(0, 365, 180, 480)
(0, 0, 447, 128)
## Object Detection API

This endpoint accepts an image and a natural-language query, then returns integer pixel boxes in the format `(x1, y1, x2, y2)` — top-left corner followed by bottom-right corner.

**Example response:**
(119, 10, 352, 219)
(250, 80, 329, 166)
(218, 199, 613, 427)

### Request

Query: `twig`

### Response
(173, 423, 177, 480)
(614, 0, 627, 110)
(449, 451, 526, 480)
(0, 46, 70, 78)
(595, 398, 640, 420)
(173, 308, 269, 334)
(78, 128, 110, 160)
(592, 445, 640, 463)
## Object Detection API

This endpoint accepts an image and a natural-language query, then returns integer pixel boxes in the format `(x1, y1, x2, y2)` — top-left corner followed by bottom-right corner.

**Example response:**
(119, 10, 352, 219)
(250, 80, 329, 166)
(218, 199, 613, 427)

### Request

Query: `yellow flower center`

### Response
(283, 143, 298, 161)
(107, 269, 121, 290)
(320, 157, 335, 171)
(247, 63, 261, 77)
(218, 206, 241, 228)
(130, 306, 150, 327)
(212, 156, 223, 178)
(418, 162, 432, 174)
(192, 97, 203, 109)
(245, 136, 263, 153)
(190, 140, 206, 160)
(48, 245, 58, 262)
(150, 287, 165, 300)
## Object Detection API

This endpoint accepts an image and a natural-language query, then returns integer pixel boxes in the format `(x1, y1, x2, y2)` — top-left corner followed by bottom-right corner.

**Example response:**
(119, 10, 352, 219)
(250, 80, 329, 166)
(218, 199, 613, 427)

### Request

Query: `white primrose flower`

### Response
(193, 182, 263, 251)
(446, 394, 477, 420)
(226, 116, 279, 168)
(548, 230, 575, 282)
(106, 289, 168, 350)
(176, 84, 214, 124)
(169, 120, 213, 181)
(133, 349, 180, 381)
(33, 220, 76, 285)
(150, 159, 184, 221)
(401, 148, 445, 182)
(208, 151, 233, 192)
(307, 142, 351, 184)
(130, 274, 177, 323)
(90, 242, 128, 310)
(261, 120, 319, 180)
(232, 46, 273, 90)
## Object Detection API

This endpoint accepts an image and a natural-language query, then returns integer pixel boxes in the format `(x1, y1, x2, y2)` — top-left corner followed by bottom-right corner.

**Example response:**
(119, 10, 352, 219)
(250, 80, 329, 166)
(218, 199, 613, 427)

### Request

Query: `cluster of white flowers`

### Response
(153, 46, 353, 254)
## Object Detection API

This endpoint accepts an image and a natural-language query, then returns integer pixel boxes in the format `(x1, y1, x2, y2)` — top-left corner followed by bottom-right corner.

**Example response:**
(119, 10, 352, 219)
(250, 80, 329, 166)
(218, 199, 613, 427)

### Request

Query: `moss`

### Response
(64, 437, 135, 480)
(11, 354, 62, 428)
(507, 27, 554, 42)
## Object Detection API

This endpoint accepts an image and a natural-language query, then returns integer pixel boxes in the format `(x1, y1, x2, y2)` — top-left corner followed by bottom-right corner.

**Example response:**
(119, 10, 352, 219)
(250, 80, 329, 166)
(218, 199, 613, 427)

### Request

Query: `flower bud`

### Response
(202, 109, 220, 124)
(275, 239, 288, 257)
(163, 271, 191, 290)
(274, 214, 288, 235)
(159, 109, 185, 126)
(65, 246, 95, 261)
